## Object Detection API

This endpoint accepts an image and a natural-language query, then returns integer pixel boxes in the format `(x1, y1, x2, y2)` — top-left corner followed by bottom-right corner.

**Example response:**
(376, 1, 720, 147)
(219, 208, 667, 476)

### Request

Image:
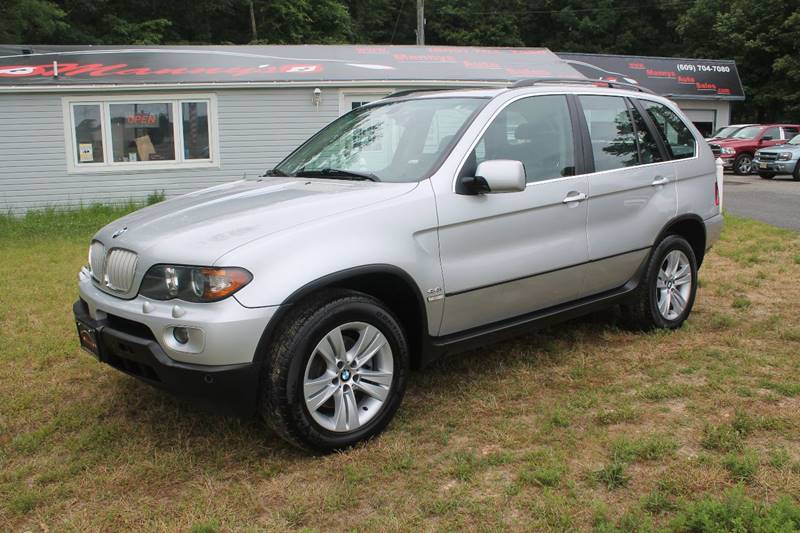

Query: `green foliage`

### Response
(0, 202, 144, 242)
(592, 461, 628, 489)
(0, 1, 798, 122)
(722, 450, 759, 483)
(670, 487, 800, 532)
(609, 435, 679, 463)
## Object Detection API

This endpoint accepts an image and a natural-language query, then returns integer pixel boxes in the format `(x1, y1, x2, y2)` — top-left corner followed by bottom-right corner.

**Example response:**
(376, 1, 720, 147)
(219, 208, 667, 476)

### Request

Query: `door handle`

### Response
(651, 176, 670, 186)
(562, 191, 587, 204)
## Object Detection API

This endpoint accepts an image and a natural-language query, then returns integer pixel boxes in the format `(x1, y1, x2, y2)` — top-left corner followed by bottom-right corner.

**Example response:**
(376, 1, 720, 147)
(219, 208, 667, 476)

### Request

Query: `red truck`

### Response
(709, 124, 800, 175)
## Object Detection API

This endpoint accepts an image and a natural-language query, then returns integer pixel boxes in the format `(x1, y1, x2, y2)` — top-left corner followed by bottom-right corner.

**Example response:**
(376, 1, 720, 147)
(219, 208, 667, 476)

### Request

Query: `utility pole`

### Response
(249, 1, 258, 42)
(415, 0, 425, 45)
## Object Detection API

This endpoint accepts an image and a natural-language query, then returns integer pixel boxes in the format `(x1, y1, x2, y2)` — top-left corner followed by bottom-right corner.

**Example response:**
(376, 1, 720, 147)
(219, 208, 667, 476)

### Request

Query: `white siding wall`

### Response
(0, 87, 341, 214)
(672, 99, 732, 130)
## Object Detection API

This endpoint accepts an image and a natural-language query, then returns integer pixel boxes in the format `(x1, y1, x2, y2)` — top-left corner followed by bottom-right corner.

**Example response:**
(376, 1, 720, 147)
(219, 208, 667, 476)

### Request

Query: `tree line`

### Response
(3, 0, 800, 122)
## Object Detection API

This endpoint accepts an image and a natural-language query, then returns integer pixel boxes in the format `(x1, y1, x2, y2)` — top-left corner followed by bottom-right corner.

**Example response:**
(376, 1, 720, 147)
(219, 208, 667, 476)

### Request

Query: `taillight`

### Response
(714, 181, 720, 206)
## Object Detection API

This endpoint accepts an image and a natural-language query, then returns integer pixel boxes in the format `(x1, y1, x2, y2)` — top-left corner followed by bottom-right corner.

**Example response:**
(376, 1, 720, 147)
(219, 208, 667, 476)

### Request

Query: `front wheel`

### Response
(621, 235, 698, 330)
(261, 289, 409, 452)
(734, 153, 753, 175)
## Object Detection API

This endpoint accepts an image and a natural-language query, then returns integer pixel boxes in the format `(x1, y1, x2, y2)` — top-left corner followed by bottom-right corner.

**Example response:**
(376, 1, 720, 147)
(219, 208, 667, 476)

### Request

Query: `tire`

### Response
(621, 235, 698, 331)
(260, 289, 409, 452)
(793, 162, 800, 181)
(759, 172, 775, 180)
(733, 153, 753, 175)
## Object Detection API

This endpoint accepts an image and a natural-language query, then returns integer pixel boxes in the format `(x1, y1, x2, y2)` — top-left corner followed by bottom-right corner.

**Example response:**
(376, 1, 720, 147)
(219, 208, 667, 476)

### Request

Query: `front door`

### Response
(435, 94, 589, 335)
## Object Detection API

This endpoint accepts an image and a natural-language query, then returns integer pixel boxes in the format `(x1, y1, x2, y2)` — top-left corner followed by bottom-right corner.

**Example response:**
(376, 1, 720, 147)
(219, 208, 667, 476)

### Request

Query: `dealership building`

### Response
(0, 45, 744, 213)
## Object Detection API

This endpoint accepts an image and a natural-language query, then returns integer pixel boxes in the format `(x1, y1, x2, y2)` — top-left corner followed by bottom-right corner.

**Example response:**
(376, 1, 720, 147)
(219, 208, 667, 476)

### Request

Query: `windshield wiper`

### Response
(263, 168, 287, 177)
(294, 168, 381, 182)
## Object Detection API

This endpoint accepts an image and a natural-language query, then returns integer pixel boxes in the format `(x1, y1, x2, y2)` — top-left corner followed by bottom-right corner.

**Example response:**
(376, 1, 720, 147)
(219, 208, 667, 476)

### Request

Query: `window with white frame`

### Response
(64, 94, 217, 171)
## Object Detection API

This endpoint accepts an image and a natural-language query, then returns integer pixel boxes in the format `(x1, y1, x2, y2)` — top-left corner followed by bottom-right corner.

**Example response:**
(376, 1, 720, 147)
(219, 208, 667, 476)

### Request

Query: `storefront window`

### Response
(73, 104, 104, 164)
(182, 102, 210, 159)
(66, 95, 216, 171)
(109, 103, 175, 162)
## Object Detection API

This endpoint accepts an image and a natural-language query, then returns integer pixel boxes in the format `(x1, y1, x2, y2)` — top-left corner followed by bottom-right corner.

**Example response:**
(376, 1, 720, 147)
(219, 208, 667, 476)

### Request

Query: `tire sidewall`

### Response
(283, 296, 409, 450)
(646, 236, 698, 329)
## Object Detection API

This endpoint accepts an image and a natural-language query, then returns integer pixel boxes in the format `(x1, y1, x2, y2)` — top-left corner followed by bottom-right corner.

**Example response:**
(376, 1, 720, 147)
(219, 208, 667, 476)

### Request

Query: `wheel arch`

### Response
(655, 214, 707, 267)
(254, 264, 430, 370)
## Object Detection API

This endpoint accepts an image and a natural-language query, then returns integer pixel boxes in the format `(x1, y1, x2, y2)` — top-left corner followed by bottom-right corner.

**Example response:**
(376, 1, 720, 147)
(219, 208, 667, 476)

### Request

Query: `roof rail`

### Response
(510, 77, 656, 95)
(384, 87, 466, 99)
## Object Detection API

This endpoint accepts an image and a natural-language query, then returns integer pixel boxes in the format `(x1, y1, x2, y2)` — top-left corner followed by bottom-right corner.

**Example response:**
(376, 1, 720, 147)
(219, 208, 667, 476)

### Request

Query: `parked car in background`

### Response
(753, 134, 800, 180)
(705, 123, 756, 142)
(709, 124, 800, 175)
(73, 81, 723, 451)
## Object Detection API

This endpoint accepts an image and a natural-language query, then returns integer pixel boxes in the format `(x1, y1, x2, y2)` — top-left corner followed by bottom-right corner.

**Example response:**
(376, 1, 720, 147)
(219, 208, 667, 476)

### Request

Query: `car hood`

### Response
(711, 138, 756, 147)
(94, 177, 418, 265)
(757, 143, 798, 152)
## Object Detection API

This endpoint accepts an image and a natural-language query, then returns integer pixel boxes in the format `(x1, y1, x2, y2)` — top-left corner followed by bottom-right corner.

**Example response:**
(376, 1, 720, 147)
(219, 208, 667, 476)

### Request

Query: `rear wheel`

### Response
(759, 172, 775, 180)
(621, 235, 698, 330)
(734, 153, 753, 175)
(261, 289, 409, 452)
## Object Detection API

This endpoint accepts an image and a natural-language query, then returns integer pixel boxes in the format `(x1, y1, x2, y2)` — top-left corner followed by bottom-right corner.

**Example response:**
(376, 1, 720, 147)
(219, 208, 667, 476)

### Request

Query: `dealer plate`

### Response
(76, 319, 100, 359)
(760, 162, 768, 169)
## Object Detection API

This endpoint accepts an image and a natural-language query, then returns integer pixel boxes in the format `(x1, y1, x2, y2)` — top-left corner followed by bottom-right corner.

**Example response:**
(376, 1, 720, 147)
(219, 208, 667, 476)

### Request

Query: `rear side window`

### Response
(464, 95, 576, 183)
(783, 127, 799, 139)
(579, 95, 638, 171)
(641, 101, 696, 159)
(629, 105, 663, 164)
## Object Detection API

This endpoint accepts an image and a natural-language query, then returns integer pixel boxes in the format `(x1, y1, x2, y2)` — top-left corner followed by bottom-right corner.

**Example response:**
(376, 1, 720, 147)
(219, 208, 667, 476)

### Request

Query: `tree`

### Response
(0, 0, 69, 43)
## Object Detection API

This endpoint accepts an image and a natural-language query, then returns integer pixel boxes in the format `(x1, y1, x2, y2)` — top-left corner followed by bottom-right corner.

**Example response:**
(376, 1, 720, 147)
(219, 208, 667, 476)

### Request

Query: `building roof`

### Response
(0, 45, 744, 100)
(558, 52, 744, 101)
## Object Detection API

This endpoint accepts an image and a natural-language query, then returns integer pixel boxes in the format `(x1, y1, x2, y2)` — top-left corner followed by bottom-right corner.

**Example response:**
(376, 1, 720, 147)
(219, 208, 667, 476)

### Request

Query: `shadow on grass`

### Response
(84, 308, 623, 463)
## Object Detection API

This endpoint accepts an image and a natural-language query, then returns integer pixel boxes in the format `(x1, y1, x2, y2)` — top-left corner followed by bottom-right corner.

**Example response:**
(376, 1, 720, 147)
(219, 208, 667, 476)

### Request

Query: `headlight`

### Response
(779, 152, 793, 161)
(139, 265, 252, 302)
(720, 147, 736, 155)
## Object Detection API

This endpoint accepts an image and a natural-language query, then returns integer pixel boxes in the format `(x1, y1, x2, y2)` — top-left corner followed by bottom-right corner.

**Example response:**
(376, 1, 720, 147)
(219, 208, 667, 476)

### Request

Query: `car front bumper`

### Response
(75, 267, 279, 414)
(719, 154, 735, 170)
(73, 298, 263, 415)
(752, 158, 798, 174)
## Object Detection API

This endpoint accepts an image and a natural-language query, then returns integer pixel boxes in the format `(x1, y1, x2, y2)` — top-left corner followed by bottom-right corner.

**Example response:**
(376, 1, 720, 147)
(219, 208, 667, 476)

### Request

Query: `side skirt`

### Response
(420, 253, 649, 366)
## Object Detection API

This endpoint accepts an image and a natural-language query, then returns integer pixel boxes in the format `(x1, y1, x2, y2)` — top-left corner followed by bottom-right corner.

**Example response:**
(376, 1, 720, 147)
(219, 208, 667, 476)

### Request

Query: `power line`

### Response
(390, 0, 407, 44)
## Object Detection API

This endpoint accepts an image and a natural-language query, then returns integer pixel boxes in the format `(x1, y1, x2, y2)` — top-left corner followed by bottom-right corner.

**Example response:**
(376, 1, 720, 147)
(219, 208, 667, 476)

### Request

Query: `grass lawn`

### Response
(2, 208, 800, 531)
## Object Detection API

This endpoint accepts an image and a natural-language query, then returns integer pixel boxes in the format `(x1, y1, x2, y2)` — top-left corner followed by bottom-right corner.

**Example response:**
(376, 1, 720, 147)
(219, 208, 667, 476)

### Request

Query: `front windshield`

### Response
(732, 126, 762, 140)
(274, 97, 487, 183)
(789, 134, 800, 145)
(713, 126, 739, 138)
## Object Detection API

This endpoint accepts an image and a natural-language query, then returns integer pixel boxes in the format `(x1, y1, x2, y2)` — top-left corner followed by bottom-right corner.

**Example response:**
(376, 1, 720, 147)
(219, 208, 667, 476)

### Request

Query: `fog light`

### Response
(173, 326, 190, 344)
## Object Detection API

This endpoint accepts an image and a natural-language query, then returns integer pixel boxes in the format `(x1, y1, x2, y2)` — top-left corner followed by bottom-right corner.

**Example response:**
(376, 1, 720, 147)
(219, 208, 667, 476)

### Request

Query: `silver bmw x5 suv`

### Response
(74, 80, 723, 451)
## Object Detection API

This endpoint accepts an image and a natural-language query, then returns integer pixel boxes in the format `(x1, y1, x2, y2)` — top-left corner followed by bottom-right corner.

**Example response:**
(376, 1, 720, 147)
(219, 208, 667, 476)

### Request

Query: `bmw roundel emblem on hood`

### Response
(111, 226, 128, 239)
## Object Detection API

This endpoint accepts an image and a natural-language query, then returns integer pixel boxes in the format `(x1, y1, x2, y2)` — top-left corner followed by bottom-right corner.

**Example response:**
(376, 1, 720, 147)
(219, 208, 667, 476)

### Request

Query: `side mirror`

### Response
(761, 136, 773, 142)
(461, 160, 526, 195)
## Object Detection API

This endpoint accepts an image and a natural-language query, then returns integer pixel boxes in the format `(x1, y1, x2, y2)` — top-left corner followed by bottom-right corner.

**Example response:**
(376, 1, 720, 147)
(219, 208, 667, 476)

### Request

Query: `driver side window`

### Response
(463, 95, 576, 183)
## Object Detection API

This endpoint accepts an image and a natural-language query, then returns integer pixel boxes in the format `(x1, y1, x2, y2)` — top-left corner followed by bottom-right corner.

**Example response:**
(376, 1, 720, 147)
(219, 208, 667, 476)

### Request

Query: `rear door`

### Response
(435, 94, 590, 335)
(578, 94, 678, 296)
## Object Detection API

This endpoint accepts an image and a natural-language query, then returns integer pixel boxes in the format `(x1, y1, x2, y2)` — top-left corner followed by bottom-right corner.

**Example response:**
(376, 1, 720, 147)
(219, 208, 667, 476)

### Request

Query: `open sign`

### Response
(126, 113, 158, 127)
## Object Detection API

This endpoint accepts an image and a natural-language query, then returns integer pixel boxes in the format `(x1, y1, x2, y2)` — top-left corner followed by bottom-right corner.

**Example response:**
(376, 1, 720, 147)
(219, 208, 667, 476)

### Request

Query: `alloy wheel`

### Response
(737, 155, 752, 174)
(303, 322, 394, 433)
(655, 250, 692, 320)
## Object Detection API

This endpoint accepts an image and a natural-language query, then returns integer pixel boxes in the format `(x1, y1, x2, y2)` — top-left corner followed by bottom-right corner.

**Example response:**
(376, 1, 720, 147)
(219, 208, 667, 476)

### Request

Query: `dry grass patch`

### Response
(1, 211, 800, 531)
